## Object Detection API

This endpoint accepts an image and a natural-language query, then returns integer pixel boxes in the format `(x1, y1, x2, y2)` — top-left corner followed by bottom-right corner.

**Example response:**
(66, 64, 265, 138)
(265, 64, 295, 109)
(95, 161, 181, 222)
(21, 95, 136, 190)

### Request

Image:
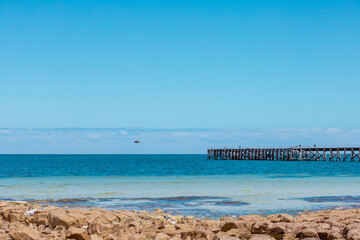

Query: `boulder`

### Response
(48, 209, 77, 228)
(154, 233, 170, 240)
(195, 229, 214, 240)
(326, 231, 345, 240)
(346, 228, 360, 240)
(269, 222, 286, 240)
(9, 224, 42, 240)
(198, 219, 221, 233)
(297, 228, 320, 240)
(343, 223, 360, 238)
(252, 221, 273, 234)
(238, 214, 265, 223)
(35, 213, 49, 226)
(66, 226, 89, 240)
(250, 235, 276, 240)
(213, 232, 241, 240)
(266, 214, 294, 223)
(220, 220, 250, 232)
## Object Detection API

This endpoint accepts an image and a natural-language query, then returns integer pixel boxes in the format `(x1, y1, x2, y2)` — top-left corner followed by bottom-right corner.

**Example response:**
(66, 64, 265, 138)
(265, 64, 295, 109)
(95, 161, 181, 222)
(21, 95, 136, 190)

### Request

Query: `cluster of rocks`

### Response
(0, 201, 360, 240)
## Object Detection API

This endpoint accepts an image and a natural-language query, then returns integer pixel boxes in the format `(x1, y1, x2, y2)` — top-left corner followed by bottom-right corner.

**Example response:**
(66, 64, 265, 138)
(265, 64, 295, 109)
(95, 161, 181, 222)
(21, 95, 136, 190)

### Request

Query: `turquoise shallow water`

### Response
(1, 154, 360, 218)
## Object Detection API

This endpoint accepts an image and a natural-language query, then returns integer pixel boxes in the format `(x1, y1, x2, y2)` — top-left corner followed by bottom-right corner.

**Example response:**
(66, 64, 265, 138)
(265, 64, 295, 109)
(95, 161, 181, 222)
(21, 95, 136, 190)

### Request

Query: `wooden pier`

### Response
(207, 146, 360, 161)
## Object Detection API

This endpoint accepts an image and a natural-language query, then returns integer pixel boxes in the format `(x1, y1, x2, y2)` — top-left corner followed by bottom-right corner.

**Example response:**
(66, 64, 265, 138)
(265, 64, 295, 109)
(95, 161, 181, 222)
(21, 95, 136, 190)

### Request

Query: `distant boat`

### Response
(134, 140, 140, 143)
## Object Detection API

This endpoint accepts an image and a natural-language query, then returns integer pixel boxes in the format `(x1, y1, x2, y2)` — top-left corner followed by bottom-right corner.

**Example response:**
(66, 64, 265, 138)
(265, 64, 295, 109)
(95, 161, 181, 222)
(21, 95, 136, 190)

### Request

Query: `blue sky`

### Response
(1, 128, 360, 154)
(1, 1, 360, 152)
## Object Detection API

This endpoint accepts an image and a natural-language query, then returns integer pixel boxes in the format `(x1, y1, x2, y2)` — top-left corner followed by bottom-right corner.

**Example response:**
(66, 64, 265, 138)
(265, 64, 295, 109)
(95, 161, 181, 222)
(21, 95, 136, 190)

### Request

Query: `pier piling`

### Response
(207, 146, 360, 161)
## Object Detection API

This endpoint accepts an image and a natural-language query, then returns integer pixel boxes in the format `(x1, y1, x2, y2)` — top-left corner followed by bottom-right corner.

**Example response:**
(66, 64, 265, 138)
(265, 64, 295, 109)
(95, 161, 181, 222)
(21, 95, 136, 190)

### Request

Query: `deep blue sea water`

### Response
(1, 154, 360, 218)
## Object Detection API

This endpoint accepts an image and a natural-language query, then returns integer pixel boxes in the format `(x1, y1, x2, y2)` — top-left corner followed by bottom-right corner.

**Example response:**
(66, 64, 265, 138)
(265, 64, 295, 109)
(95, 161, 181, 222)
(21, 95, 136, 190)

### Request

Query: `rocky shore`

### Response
(0, 201, 359, 240)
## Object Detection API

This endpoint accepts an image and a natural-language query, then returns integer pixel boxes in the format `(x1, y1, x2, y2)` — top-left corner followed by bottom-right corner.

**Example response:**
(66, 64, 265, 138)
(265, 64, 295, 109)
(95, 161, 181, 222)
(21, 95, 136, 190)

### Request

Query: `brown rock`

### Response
(138, 211, 164, 221)
(238, 214, 264, 223)
(213, 232, 241, 240)
(155, 233, 170, 240)
(90, 235, 102, 240)
(315, 223, 331, 239)
(220, 220, 250, 232)
(343, 223, 360, 237)
(269, 222, 286, 240)
(252, 221, 273, 234)
(134, 234, 147, 240)
(326, 231, 345, 240)
(104, 235, 117, 240)
(225, 228, 251, 238)
(66, 226, 89, 240)
(346, 229, 360, 240)
(88, 216, 120, 237)
(169, 237, 182, 240)
(161, 225, 179, 238)
(266, 214, 294, 223)
(35, 213, 49, 226)
(49, 209, 77, 228)
(250, 235, 276, 240)
(7, 213, 22, 223)
(198, 219, 221, 233)
(67, 212, 88, 226)
(195, 229, 215, 240)
(9, 223, 42, 240)
(297, 228, 320, 240)
(154, 208, 164, 214)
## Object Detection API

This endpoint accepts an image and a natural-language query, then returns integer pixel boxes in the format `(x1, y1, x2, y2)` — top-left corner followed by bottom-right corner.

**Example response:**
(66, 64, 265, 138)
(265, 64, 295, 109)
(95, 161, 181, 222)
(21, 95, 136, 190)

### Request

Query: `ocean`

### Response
(1, 154, 360, 218)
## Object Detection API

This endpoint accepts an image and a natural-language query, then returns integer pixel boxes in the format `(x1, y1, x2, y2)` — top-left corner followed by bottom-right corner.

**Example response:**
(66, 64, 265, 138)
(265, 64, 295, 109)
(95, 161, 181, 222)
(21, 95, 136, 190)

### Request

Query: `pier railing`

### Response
(207, 147, 360, 161)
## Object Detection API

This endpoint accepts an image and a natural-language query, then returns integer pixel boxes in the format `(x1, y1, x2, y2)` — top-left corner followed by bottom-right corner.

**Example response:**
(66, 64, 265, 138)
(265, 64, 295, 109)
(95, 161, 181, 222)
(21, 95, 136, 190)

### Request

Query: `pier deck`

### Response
(207, 146, 360, 161)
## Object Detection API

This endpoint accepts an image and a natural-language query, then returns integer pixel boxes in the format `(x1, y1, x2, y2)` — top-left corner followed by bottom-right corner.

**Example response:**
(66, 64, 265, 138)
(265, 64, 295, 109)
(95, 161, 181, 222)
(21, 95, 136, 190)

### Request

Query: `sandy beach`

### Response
(1, 201, 360, 240)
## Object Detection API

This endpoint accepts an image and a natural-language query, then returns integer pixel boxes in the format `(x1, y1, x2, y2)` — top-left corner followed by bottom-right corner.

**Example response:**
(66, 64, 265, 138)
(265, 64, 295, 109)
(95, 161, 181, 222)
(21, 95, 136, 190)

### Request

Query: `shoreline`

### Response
(0, 201, 359, 239)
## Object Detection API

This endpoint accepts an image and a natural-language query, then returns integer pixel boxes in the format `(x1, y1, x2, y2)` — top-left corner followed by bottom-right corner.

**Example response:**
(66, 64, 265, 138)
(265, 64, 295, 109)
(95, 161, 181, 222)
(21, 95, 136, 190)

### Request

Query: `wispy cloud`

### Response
(0, 128, 359, 154)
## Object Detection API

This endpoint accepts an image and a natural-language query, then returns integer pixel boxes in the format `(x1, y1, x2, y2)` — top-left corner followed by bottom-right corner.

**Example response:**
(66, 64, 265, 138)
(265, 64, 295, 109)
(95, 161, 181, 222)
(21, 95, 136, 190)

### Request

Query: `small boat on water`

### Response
(134, 140, 140, 143)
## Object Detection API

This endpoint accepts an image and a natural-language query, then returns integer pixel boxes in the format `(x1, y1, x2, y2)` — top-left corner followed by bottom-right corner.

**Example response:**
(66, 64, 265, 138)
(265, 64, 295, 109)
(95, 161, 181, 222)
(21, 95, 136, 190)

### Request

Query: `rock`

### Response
(198, 219, 221, 232)
(67, 210, 89, 226)
(225, 228, 251, 238)
(220, 220, 250, 232)
(172, 215, 184, 222)
(87, 215, 122, 237)
(7, 213, 22, 223)
(195, 229, 214, 240)
(9, 223, 42, 240)
(343, 223, 360, 238)
(185, 216, 195, 221)
(49, 209, 77, 228)
(252, 221, 273, 234)
(154, 209, 164, 214)
(4, 200, 360, 240)
(35, 213, 49, 226)
(266, 214, 294, 223)
(66, 226, 89, 240)
(90, 235, 102, 240)
(326, 231, 345, 240)
(213, 232, 241, 240)
(250, 235, 276, 240)
(238, 214, 264, 223)
(298, 228, 320, 240)
(315, 223, 331, 239)
(269, 222, 286, 240)
(154, 233, 170, 240)
(346, 228, 360, 240)
(104, 235, 117, 240)
(138, 212, 164, 221)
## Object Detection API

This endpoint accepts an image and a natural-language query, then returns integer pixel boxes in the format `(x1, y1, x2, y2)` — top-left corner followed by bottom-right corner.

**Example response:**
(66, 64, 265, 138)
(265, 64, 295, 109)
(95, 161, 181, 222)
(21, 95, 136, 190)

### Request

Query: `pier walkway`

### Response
(207, 146, 360, 161)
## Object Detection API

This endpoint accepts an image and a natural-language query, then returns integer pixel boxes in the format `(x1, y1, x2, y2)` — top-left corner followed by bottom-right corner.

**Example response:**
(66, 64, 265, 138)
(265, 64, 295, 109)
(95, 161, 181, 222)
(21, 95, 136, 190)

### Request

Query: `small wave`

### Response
(297, 195, 360, 203)
(29, 198, 93, 204)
